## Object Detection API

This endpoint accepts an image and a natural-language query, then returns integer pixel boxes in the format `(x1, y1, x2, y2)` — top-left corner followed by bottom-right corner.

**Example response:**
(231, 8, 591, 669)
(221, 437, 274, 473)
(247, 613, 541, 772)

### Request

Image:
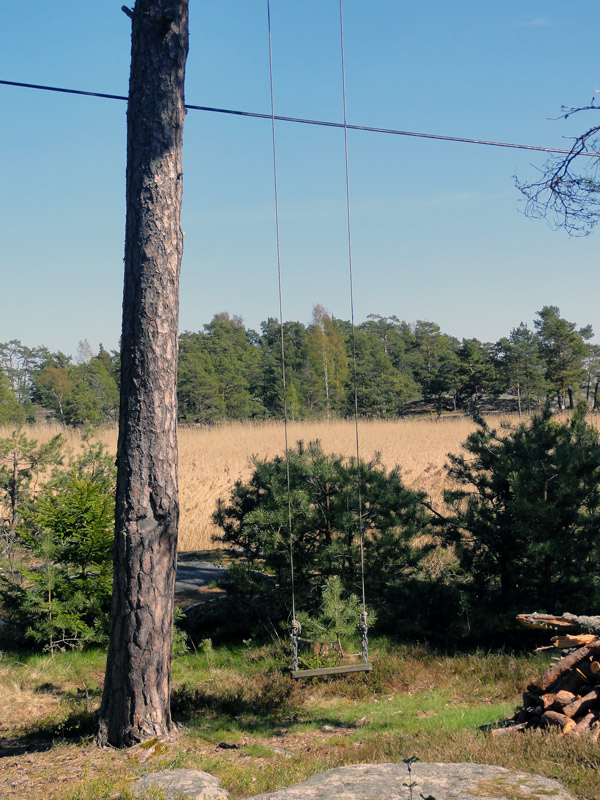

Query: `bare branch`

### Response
(555, 101, 600, 120)
(516, 106, 600, 236)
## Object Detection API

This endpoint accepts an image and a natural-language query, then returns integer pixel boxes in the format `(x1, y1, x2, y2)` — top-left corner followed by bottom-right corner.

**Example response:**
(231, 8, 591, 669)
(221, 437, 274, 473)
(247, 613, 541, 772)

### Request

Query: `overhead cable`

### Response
(2, 78, 599, 158)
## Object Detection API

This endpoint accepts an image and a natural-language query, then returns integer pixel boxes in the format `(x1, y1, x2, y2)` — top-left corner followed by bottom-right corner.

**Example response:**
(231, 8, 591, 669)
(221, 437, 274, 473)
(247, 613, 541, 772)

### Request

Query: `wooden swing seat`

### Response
(291, 662, 373, 679)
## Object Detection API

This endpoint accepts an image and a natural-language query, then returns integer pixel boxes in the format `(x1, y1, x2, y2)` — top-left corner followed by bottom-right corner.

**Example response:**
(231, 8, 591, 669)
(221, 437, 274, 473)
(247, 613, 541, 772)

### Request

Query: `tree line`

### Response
(1, 304, 597, 427)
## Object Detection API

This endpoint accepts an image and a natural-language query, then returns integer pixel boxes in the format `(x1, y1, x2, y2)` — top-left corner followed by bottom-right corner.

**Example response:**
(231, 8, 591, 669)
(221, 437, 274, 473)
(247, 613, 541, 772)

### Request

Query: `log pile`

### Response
(493, 614, 600, 739)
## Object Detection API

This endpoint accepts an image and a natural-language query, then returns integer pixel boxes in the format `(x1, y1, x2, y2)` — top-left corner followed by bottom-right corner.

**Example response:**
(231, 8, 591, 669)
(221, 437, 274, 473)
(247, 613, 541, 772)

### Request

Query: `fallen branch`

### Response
(517, 612, 600, 635)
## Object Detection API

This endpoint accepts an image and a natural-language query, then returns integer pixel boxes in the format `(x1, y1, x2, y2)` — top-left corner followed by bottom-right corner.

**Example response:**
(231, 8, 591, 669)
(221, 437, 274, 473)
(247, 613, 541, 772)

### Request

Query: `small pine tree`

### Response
(0, 429, 65, 573)
(0, 439, 115, 651)
(298, 576, 369, 658)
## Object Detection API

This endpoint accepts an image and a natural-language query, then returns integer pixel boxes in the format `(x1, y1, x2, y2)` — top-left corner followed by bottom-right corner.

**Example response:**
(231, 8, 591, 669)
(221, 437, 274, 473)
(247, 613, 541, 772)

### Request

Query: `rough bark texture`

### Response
(534, 641, 600, 692)
(97, 0, 189, 747)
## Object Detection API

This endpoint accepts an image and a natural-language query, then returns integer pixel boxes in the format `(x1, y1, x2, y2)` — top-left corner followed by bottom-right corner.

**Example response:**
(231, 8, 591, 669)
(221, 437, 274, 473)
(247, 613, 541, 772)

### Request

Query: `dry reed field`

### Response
(11, 412, 598, 551)
(1, 415, 530, 551)
(178, 416, 493, 550)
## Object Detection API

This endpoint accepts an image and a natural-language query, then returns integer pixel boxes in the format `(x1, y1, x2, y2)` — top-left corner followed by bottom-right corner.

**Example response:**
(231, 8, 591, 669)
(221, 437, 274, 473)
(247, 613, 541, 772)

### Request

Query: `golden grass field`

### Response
(0, 415, 509, 552)
(176, 416, 478, 551)
(5, 412, 594, 551)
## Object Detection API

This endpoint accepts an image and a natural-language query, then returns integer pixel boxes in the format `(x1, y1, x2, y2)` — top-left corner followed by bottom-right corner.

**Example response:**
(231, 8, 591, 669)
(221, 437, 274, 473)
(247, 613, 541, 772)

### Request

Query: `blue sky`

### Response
(1, 1, 599, 356)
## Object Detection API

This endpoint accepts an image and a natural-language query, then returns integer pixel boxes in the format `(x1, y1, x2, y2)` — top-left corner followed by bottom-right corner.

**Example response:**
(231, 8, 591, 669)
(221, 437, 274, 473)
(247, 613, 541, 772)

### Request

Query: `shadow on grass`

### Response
(171, 677, 373, 742)
(0, 709, 97, 758)
(171, 683, 301, 738)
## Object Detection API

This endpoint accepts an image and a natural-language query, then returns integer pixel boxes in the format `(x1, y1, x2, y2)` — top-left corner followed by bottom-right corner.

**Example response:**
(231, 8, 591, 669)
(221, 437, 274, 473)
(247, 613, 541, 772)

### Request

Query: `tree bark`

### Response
(97, 0, 189, 748)
(533, 642, 600, 692)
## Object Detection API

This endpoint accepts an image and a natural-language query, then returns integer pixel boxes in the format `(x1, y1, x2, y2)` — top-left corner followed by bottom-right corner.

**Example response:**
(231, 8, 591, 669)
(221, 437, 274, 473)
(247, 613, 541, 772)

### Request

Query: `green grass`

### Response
(2, 641, 600, 800)
(325, 689, 516, 733)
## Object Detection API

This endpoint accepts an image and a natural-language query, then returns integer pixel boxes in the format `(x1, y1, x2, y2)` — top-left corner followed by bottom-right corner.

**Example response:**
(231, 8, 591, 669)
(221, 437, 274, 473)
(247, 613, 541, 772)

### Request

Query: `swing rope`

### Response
(339, 0, 369, 665)
(266, 0, 301, 670)
(267, 0, 371, 676)
(267, 0, 300, 656)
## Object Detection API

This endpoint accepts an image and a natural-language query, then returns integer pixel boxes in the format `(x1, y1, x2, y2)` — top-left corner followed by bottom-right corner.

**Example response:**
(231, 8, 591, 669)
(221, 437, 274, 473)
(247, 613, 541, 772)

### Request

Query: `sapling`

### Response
(0, 438, 115, 650)
(298, 576, 373, 659)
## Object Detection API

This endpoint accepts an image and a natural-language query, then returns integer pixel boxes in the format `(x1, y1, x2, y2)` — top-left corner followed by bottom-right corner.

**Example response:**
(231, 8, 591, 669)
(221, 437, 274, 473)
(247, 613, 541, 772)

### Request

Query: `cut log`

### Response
(540, 690, 576, 712)
(563, 687, 600, 719)
(533, 642, 600, 692)
(540, 693, 557, 711)
(590, 661, 600, 675)
(568, 711, 597, 738)
(554, 690, 577, 707)
(490, 722, 528, 737)
(552, 634, 598, 649)
(517, 613, 581, 632)
(540, 710, 576, 734)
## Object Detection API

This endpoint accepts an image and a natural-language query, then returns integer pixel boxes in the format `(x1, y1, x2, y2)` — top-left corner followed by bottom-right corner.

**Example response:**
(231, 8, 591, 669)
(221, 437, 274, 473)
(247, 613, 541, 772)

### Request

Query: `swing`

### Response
(266, 0, 373, 679)
(289, 612, 373, 679)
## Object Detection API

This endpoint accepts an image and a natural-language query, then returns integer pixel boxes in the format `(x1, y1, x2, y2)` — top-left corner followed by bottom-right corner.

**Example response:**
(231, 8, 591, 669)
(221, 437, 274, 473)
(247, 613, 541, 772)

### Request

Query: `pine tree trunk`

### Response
(97, 0, 189, 748)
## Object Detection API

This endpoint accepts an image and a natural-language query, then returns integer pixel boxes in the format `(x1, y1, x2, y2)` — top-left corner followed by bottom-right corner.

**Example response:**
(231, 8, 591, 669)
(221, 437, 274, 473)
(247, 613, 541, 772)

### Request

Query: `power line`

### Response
(2, 77, 600, 158)
(1, 79, 128, 103)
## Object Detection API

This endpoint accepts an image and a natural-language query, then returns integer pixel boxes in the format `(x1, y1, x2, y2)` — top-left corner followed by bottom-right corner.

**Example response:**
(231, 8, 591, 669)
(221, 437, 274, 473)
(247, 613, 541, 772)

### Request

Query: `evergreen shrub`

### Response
(211, 440, 434, 644)
(0, 437, 115, 651)
(444, 405, 600, 641)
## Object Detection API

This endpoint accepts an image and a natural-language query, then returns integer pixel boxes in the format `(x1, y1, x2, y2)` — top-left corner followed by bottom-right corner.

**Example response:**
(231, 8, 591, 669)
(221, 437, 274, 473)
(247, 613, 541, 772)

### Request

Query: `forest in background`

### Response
(0, 304, 597, 427)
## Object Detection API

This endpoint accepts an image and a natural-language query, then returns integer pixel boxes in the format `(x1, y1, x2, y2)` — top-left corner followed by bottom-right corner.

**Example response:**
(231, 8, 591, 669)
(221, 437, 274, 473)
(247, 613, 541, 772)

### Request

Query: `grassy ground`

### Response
(1, 642, 600, 800)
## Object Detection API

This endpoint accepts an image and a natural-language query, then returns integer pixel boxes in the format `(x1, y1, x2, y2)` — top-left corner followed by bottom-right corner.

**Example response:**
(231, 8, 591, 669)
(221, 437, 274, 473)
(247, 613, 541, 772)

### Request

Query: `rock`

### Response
(131, 769, 229, 800)
(245, 762, 574, 800)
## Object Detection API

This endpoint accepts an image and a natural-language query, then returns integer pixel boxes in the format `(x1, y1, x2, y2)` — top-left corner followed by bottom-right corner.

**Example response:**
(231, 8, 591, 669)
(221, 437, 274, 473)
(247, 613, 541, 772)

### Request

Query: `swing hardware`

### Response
(291, 618, 301, 672)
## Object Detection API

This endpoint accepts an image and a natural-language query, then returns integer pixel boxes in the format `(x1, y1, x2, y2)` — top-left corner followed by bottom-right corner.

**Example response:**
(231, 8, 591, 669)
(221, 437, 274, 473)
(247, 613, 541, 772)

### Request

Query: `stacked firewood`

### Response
(493, 613, 600, 739)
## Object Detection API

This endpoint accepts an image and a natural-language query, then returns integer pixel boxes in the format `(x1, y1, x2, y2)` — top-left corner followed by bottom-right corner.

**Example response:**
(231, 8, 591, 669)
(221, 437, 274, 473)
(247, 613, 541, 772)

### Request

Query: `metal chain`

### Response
(360, 610, 369, 664)
(291, 618, 302, 671)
